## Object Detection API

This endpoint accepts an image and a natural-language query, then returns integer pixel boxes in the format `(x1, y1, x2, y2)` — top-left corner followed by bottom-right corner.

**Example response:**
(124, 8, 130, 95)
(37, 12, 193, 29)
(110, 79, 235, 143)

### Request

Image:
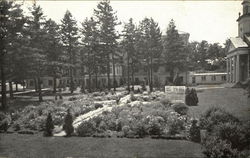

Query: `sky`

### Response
(22, 0, 242, 45)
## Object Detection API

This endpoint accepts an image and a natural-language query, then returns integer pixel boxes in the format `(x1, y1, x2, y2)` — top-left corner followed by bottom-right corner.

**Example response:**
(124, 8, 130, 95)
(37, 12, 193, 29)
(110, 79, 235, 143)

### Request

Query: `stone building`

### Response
(226, 0, 250, 83)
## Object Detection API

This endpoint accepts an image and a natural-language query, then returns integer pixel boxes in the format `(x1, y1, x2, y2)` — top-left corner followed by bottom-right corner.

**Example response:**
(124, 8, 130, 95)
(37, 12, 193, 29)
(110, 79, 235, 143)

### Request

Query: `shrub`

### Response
(202, 136, 239, 158)
(213, 122, 250, 151)
(94, 103, 103, 109)
(122, 125, 130, 136)
(189, 119, 201, 142)
(172, 103, 189, 115)
(199, 107, 239, 132)
(130, 92, 136, 101)
(160, 97, 171, 107)
(44, 113, 54, 136)
(0, 112, 10, 132)
(185, 88, 199, 106)
(77, 120, 96, 137)
(63, 109, 74, 137)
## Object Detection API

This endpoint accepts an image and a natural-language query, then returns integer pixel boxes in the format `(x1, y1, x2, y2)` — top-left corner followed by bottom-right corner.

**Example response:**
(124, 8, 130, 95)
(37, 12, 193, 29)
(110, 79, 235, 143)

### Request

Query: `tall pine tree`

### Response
(0, 0, 25, 109)
(163, 19, 186, 84)
(94, 0, 119, 91)
(60, 10, 79, 94)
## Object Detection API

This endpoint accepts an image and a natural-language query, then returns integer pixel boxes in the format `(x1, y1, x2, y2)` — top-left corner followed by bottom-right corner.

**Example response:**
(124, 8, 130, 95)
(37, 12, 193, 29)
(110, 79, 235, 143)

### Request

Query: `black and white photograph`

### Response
(0, 0, 250, 157)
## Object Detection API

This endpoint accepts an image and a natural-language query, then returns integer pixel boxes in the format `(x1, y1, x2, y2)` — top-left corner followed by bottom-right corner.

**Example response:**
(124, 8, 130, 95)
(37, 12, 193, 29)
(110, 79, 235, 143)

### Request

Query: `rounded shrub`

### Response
(172, 103, 189, 115)
(76, 120, 96, 137)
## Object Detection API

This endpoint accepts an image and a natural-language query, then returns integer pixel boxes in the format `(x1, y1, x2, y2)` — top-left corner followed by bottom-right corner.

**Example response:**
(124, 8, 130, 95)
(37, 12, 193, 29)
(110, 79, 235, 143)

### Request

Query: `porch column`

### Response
(229, 57, 232, 82)
(226, 58, 229, 82)
(234, 56, 236, 82)
(248, 54, 250, 78)
(236, 55, 240, 82)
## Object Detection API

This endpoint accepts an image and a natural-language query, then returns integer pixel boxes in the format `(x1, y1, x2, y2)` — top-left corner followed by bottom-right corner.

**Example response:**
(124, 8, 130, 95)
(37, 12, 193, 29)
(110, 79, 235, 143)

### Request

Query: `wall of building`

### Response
(188, 73, 227, 85)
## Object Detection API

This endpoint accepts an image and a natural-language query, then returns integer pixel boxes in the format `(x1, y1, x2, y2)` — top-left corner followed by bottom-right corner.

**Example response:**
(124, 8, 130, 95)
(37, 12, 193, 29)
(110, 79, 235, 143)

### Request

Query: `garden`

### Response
(1, 86, 250, 158)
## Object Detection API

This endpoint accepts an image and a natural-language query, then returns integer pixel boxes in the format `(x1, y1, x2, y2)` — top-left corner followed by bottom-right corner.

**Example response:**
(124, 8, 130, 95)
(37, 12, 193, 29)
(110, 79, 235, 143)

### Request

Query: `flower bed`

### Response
(11, 98, 96, 131)
(76, 100, 192, 138)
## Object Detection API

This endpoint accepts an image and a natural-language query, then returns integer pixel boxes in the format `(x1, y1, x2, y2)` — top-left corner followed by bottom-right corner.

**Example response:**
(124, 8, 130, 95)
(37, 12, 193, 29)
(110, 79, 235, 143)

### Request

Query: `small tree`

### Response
(44, 113, 54, 136)
(63, 109, 74, 136)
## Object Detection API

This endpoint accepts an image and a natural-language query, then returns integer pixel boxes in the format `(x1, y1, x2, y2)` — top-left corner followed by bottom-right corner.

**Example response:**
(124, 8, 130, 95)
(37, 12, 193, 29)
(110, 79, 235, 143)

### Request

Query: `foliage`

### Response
(212, 121, 250, 151)
(76, 120, 96, 137)
(185, 88, 199, 106)
(189, 119, 200, 142)
(76, 99, 191, 137)
(63, 109, 74, 136)
(172, 103, 189, 115)
(60, 10, 79, 94)
(0, 112, 11, 132)
(199, 107, 239, 132)
(163, 19, 187, 83)
(44, 113, 54, 136)
(202, 136, 239, 158)
(94, 0, 120, 90)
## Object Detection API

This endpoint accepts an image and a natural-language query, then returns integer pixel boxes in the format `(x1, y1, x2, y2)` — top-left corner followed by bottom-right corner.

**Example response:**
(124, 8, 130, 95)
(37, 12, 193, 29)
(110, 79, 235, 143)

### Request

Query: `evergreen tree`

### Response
(44, 19, 64, 93)
(121, 18, 137, 92)
(63, 109, 74, 137)
(0, 0, 25, 109)
(163, 19, 187, 84)
(138, 18, 162, 92)
(60, 10, 79, 94)
(81, 17, 99, 92)
(94, 0, 120, 91)
(25, 4, 47, 102)
(44, 113, 54, 136)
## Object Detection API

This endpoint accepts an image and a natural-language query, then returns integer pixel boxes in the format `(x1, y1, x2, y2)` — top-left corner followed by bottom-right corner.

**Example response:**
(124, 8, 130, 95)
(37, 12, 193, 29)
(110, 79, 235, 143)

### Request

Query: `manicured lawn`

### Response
(0, 133, 204, 158)
(189, 87, 250, 121)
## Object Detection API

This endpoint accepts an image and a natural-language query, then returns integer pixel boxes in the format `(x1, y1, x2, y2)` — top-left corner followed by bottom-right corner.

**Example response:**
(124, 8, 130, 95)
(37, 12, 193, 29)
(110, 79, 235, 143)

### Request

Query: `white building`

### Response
(226, 0, 250, 83)
(188, 72, 227, 85)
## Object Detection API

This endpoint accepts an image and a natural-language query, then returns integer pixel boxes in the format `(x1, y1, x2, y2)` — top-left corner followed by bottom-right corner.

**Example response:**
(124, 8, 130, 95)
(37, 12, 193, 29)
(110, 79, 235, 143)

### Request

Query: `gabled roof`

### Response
(229, 37, 248, 49)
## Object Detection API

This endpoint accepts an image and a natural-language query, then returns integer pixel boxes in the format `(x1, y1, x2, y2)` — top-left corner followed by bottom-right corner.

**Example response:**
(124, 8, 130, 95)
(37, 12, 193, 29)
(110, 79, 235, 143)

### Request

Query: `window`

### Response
(135, 78, 140, 84)
(192, 77, 196, 83)
(221, 75, 226, 81)
(48, 80, 53, 86)
(30, 80, 34, 87)
(201, 76, 206, 81)
(211, 76, 216, 81)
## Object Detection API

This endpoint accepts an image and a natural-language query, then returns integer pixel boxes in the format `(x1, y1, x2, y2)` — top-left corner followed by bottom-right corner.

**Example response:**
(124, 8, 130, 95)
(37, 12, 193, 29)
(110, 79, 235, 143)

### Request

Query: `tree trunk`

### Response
(150, 56, 153, 92)
(70, 67, 74, 94)
(0, 55, 7, 110)
(15, 82, 18, 92)
(34, 78, 38, 92)
(107, 54, 111, 91)
(127, 55, 130, 92)
(131, 63, 134, 91)
(95, 72, 98, 90)
(9, 81, 13, 100)
(88, 72, 92, 93)
(53, 76, 57, 94)
(112, 52, 116, 91)
(38, 77, 43, 102)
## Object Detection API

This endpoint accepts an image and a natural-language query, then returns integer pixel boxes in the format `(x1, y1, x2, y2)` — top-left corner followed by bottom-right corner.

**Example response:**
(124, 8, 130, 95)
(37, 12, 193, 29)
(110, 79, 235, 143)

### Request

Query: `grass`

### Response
(188, 87, 250, 121)
(0, 133, 204, 158)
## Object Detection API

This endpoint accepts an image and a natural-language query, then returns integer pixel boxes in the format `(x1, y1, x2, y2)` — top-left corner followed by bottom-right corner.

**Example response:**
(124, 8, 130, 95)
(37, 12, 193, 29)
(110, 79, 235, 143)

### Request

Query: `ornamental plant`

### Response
(63, 109, 74, 137)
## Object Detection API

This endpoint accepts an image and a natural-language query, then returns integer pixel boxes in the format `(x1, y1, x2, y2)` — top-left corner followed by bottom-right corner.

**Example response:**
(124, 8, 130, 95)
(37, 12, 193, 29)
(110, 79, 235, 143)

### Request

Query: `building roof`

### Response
(189, 72, 227, 76)
(229, 37, 248, 48)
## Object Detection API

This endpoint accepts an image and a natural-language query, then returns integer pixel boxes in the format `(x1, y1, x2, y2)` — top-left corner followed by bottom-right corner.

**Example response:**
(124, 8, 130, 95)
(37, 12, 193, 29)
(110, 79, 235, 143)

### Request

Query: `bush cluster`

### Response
(185, 88, 198, 106)
(76, 101, 191, 138)
(200, 107, 250, 158)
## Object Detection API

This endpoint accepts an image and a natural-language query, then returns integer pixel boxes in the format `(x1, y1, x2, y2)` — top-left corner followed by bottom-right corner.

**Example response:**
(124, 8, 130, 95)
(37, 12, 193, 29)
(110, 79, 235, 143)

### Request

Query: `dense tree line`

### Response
(0, 0, 227, 110)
